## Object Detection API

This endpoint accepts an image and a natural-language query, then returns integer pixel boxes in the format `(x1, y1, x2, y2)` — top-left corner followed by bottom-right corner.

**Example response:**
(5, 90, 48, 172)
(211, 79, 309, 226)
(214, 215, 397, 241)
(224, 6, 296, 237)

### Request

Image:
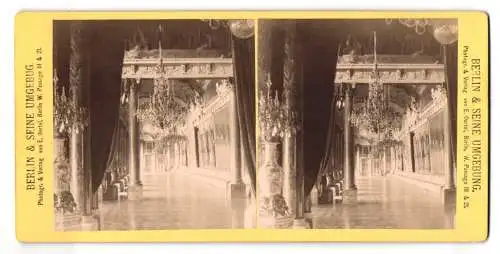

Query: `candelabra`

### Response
(53, 68, 88, 135)
(258, 74, 296, 142)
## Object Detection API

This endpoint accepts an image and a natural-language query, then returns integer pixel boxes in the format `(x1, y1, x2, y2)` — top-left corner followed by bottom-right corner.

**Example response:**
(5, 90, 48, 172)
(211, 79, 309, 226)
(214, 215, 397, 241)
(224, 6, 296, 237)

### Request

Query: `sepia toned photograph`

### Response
(257, 19, 458, 229)
(52, 19, 257, 231)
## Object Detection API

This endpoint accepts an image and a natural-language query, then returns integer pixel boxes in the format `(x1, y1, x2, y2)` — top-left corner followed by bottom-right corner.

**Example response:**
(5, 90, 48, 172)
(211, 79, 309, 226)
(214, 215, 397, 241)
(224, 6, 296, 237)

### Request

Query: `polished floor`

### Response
(93, 172, 451, 230)
(97, 171, 253, 230)
(309, 175, 455, 229)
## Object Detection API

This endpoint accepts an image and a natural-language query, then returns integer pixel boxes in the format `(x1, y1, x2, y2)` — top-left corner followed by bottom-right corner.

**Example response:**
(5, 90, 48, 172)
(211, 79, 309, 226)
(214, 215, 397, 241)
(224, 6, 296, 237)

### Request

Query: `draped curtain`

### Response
(317, 95, 339, 181)
(88, 22, 126, 193)
(231, 35, 256, 194)
(299, 22, 340, 196)
(103, 117, 122, 186)
(444, 43, 458, 168)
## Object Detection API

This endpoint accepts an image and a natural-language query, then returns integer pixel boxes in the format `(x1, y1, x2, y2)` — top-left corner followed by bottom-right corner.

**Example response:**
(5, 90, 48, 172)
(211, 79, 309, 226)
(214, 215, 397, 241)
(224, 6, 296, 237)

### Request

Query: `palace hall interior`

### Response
(53, 20, 256, 230)
(257, 19, 458, 229)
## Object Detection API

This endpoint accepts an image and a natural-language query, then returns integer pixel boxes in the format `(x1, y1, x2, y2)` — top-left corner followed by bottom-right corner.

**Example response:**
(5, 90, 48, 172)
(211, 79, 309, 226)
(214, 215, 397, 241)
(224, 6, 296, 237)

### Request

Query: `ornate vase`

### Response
(258, 141, 293, 228)
(53, 136, 68, 192)
(54, 135, 82, 231)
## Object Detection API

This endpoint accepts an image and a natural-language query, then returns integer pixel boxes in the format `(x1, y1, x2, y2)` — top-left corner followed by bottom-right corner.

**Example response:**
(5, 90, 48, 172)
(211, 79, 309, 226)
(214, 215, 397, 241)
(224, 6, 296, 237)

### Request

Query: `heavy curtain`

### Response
(231, 35, 256, 194)
(88, 22, 126, 193)
(54, 21, 125, 194)
(317, 96, 339, 180)
(104, 117, 122, 175)
(298, 22, 340, 196)
(444, 43, 458, 167)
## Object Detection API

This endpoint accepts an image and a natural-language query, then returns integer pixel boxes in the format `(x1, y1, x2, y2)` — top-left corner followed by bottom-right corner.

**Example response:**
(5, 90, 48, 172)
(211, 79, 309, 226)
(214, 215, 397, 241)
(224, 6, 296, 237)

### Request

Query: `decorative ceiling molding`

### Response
(335, 54, 445, 85)
(122, 57, 233, 80)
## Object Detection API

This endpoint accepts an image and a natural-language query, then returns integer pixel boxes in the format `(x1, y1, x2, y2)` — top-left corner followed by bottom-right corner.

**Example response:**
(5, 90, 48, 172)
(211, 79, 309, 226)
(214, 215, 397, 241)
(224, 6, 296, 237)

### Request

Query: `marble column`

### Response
(70, 126, 83, 212)
(282, 23, 298, 218)
(390, 146, 396, 174)
(229, 86, 245, 199)
(355, 146, 361, 176)
(382, 146, 387, 176)
(69, 22, 90, 212)
(175, 141, 180, 168)
(68, 22, 94, 227)
(139, 141, 144, 173)
(291, 23, 308, 229)
(343, 84, 357, 203)
(443, 102, 456, 206)
(368, 146, 373, 176)
(128, 78, 142, 199)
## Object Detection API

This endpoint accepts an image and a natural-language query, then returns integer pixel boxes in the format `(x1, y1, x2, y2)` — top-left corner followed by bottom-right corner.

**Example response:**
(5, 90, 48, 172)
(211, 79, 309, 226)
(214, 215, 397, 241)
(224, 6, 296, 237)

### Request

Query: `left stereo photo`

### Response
(52, 19, 257, 231)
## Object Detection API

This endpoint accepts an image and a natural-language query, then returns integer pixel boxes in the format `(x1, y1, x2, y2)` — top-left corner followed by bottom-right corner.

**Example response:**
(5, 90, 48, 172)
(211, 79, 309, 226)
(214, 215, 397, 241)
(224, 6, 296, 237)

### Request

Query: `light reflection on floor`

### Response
(310, 176, 455, 229)
(98, 171, 254, 230)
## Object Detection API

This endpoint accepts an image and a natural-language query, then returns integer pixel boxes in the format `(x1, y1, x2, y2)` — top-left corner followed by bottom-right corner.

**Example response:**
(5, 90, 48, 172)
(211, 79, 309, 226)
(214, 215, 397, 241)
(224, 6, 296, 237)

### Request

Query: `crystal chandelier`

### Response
(202, 19, 255, 39)
(351, 32, 400, 143)
(258, 74, 291, 142)
(53, 68, 88, 135)
(136, 25, 198, 136)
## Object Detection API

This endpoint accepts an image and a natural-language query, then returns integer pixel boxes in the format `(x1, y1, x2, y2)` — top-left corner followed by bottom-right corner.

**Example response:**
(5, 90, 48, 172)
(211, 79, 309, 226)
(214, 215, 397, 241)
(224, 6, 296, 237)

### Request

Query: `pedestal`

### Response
(310, 186, 319, 206)
(342, 189, 357, 205)
(230, 196, 246, 229)
(442, 187, 456, 207)
(304, 195, 312, 213)
(443, 189, 456, 229)
(229, 182, 247, 200)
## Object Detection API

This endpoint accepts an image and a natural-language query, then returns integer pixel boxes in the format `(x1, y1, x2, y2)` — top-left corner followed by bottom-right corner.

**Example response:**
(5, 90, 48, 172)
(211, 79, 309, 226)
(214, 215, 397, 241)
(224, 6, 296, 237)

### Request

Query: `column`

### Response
(69, 21, 94, 228)
(69, 22, 86, 214)
(382, 146, 387, 176)
(70, 124, 83, 212)
(282, 23, 298, 218)
(343, 84, 357, 203)
(139, 141, 144, 173)
(229, 83, 245, 199)
(128, 78, 142, 199)
(368, 147, 373, 176)
(210, 129, 217, 168)
(355, 146, 361, 176)
(205, 130, 210, 167)
(175, 141, 180, 168)
(390, 146, 396, 174)
(442, 102, 456, 206)
(292, 23, 308, 228)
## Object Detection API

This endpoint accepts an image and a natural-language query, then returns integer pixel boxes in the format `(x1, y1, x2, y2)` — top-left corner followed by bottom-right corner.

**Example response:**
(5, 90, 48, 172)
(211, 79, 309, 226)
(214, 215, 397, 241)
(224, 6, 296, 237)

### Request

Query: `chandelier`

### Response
(136, 25, 201, 136)
(53, 68, 88, 135)
(350, 32, 401, 143)
(202, 19, 255, 39)
(386, 18, 458, 45)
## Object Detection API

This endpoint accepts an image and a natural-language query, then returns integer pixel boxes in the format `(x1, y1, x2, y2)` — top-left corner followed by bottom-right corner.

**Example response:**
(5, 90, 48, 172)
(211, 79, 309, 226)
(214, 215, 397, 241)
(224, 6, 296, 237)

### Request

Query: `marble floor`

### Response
(97, 171, 253, 230)
(309, 175, 455, 229)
